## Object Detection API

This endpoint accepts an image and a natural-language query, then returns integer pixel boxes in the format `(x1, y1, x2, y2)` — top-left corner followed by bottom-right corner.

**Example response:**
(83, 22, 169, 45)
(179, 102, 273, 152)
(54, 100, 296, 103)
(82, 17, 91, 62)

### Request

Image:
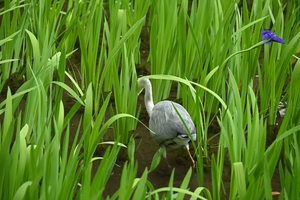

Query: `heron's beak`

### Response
(137, 79, 144, 95)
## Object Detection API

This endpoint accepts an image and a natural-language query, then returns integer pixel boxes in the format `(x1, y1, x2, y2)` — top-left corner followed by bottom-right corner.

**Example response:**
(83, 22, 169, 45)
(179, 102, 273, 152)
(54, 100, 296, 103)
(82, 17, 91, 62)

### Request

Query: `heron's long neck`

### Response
(143, 79, 154, 118)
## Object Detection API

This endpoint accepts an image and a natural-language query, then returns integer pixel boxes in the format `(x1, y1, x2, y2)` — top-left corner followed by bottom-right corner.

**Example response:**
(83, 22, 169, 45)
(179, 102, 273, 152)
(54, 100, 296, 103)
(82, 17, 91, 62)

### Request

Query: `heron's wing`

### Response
(169, 102, 196, 134)
(149, 101, 196, 144)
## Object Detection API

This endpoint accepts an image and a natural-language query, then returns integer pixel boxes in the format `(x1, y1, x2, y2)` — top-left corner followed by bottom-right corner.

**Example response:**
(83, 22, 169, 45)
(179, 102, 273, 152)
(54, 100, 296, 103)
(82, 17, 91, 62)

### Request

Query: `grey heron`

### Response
(137, 77, 197, 168)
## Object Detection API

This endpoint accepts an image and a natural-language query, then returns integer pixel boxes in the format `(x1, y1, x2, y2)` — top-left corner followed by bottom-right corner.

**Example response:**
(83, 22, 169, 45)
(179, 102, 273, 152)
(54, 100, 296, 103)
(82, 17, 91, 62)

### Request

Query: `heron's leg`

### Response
(185, 145, 195, 168)
(164, 157, 171, 169)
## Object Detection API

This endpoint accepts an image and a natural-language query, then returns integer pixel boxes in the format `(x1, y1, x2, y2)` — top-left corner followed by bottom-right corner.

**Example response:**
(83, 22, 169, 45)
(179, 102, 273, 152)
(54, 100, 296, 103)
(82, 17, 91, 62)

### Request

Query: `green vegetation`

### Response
(0, 0, 299, 199)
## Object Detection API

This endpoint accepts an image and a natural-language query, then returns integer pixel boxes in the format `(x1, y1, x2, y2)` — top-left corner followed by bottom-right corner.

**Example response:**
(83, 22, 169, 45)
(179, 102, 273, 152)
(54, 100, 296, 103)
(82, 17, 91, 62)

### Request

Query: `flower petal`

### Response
(262, 30, 271, 36)
(262, 34, 270, 40)
(269, 33, 277, 39)
(272, 37, 285, 44)
(261, 30, 285, 44)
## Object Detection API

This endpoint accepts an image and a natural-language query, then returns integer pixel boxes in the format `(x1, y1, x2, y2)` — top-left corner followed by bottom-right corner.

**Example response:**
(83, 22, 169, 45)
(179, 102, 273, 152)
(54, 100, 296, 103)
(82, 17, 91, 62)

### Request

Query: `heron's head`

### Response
(137, 77, 147, 95)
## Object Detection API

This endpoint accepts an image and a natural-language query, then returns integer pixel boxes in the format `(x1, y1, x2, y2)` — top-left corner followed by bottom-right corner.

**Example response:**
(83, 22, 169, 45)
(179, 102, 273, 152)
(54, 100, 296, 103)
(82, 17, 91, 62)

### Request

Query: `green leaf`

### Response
(0, 59, 19, 65)
(176, 168, 192, 199)
(25, 29, 40, 69)
(0, 31, 20, 46)
(12, 181, 32, 200)
(132, 169, 149, 200)
(98, 141, 127, 148)
(52, 81, 85, 105)
(233, 162, 246, 199)
(149, 149, 162, 173)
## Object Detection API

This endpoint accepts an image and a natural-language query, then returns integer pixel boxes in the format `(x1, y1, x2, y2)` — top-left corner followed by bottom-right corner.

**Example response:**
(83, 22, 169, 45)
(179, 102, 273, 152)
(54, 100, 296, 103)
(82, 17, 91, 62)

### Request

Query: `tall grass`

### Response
(0, 0, 27, 91)
(103, 0, 150, 153)
(0, 0, 300, 199)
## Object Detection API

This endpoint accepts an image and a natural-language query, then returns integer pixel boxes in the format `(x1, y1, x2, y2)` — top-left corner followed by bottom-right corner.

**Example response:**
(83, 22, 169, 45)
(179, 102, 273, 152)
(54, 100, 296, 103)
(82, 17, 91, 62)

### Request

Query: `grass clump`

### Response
(0, 0, 300, 199)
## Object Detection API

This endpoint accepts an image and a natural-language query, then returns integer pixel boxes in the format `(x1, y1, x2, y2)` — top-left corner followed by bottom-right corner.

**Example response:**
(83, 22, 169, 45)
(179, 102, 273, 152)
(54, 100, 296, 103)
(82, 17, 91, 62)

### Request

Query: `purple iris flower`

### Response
(262, 30, 284, 44)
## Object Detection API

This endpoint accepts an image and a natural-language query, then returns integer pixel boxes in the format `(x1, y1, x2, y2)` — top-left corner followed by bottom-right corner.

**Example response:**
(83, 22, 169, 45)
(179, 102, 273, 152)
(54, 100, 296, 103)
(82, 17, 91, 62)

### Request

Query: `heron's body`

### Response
(150, 100, 196, 148)
(137, 78, 196, 168)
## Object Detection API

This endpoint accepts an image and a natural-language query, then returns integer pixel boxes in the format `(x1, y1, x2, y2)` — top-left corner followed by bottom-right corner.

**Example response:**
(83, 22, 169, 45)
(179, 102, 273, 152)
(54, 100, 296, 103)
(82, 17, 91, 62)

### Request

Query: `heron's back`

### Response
(149, 101, 196, 146)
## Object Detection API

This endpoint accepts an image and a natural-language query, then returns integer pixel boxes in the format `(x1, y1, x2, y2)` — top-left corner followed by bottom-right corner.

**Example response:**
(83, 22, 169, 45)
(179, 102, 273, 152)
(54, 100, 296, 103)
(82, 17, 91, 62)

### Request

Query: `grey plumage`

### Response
(137, 78, 196, 168)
